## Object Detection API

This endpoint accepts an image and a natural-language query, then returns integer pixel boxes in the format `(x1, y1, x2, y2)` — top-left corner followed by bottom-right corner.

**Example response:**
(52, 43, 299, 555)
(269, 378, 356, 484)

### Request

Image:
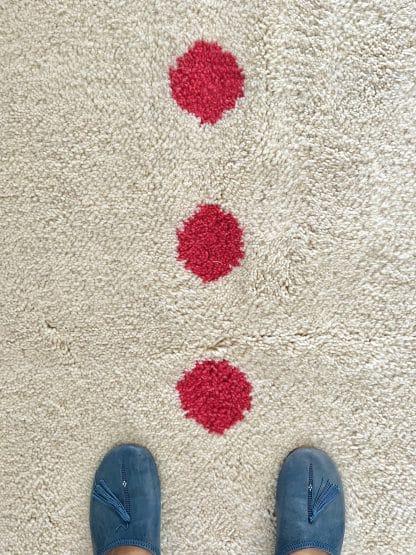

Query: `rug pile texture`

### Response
(1, 1, 415, 553)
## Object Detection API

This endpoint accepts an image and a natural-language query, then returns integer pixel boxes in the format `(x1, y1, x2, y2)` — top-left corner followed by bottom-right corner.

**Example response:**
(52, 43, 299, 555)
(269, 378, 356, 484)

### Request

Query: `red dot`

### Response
(169, 40, 245, 124)
(176, 360, 252, 434)
(177, 204, 245, 282)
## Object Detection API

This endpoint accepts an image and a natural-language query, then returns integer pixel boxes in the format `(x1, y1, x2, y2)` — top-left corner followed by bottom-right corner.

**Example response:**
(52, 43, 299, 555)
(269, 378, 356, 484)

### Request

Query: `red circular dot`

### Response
(176, 360, 252, 434)
(169, 40, 245, 124)
(177, 204, 245, 282)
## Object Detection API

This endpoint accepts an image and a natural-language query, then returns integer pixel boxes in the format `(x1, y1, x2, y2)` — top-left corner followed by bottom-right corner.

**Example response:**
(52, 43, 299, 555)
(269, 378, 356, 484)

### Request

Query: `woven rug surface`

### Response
(1, 1, 415, 554)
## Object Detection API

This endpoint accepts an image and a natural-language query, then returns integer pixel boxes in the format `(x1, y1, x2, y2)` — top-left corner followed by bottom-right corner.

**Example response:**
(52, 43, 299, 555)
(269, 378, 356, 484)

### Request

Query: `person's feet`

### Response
(108, 548, 151, 555)
(89, 444, 343, 555)
(109, 548, 151, 555)
(275, 448, 345, 555)
(290, 549, 328, 555)
(90, 444, 161, 555)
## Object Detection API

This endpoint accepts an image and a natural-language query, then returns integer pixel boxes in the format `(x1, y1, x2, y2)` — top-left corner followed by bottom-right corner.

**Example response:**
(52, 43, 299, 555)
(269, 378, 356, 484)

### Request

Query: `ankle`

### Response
(108, 547, 152, 555)
(290, 550, 329, 555)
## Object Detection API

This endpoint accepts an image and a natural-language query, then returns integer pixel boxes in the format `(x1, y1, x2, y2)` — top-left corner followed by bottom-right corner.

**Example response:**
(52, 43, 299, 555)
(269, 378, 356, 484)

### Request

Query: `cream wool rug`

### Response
(1, 1, 415, 554)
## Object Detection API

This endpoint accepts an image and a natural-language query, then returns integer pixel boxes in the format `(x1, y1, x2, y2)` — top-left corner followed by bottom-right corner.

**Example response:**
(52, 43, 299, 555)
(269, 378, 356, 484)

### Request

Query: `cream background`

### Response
(1, 1, 415, 553)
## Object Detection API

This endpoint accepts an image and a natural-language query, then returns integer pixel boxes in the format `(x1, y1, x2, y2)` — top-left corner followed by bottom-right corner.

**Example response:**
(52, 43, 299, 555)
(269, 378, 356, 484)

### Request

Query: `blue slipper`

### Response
(275, 447, 345, 555)
(90, 444, 161, 555)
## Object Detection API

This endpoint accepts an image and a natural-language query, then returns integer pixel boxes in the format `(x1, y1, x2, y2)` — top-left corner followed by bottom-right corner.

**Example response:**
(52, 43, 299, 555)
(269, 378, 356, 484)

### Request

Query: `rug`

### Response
(1, 1, 415, 553)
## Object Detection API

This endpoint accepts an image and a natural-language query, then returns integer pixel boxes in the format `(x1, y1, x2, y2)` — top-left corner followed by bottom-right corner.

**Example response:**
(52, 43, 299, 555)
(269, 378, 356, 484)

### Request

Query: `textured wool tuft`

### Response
(177, 204, 245, 282)
(176, 359, 252, 434)
(170, 40, 245, 124)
